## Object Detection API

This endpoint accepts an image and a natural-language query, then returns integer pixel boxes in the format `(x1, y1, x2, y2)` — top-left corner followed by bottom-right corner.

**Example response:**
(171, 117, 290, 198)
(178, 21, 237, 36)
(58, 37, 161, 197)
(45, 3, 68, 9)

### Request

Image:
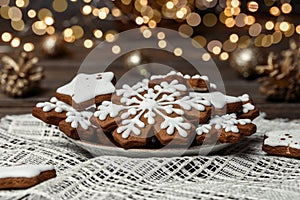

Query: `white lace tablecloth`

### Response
(0, 114, 300, 199)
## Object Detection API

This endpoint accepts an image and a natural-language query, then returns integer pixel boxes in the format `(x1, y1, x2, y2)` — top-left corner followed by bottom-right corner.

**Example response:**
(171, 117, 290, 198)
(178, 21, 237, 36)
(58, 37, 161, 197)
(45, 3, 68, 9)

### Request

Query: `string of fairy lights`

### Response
(0, 0, 298, 61)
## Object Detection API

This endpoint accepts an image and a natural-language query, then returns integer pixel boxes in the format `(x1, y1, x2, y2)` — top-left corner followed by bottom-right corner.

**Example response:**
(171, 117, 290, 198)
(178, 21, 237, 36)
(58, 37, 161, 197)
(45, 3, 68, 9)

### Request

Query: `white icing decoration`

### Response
(95, 79, 211, 139)
(242, 103, 255, 113)
(36, 97, 93, 130)
(190, 92, 241, 109)
(238, 94, 250, 102)
(65, 111, 92, 130)
(264, 130, 300, 149)
(196, 114, 251, 135)
(56, 72, 115, 104)
(0, 165, 54, 179)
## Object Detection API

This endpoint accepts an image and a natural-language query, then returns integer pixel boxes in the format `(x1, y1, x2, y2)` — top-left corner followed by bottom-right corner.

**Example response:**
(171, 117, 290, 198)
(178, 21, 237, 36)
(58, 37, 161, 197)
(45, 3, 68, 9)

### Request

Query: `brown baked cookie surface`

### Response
(0, 165, 56, 189)
(263, 130, 300, 158)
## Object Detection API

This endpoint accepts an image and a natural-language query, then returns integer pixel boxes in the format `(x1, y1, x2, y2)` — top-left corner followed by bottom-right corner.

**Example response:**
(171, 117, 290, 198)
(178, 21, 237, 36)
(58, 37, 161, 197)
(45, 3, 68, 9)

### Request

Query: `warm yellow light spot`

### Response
(0, 6, 10, 19)
(247, 1, 259, 12)
(270, 6, 280, 16)
(135, 16, 143, 25)
(284, 24, 294, 37)
(178, 24, 193, 38)
(71, 25, 84, 39)
(281, 3, 292, 14)
(44, 16, 54, 25)
(38, 8, 52, 21)
(212, 46, 221, 55)
(219, 12, 227, 24)
(92, 8, 99, 16)
(112, 7, 121, 17)
(229, 34, 239, 43)
(272, 31, 282, 44)
(264, 21, 273, 30)
(98, 9, 107, 19)
(64, 35, 75, 43)
(231, 0, 240, 8)
(166, 1, 174, 9)
(244, 15, 255, 25)
(52, 0, 68, 12)
(192, 35, 206, 48)
(23, 42, 34, 52)
(174, 48, 183, 56)
(148, 20, 157, 28)
(16, 0, 25, 8)
(207, 40, 222, 53)
(279, 22, 290, 32)
(142, 29, 152, 38)
(223, 40, 237, 52)
(63, 28, 73, 37)
(224, 8, 233, 17)
(296, 25, 300, 34)
(93, 29, 103, 38)
(1, 32, 12, 42)
(143, 16, 150, 24)
(232, 7, 241, 16)
(157, 32, 165, 40)
(186, 12, 201, 27)
(220, 52, 229, 60)
(202, 53, 211, 61)
(8, 6, 22, 21)
(83, 0, 91, 3)
(158, 40, 167, 48)
(84, 39, 93, 48)
(249, 23, 262, 37)
(82, 5, 92, 15)
(238, 35, 251, 48)
(112, 45, 121, 54)
(203, 13, 217, 27)
(27, 9, 36, 18)
(139, 0, 148, 6)
(46, 26, 55, 35)
(225, 17, 235, 28)
(32, 21, 47, 35)
(105, 33, 117, 42)
(11, 20, 24, 31)
(176, 10, 185, 19)
(10, 37, 20, 47)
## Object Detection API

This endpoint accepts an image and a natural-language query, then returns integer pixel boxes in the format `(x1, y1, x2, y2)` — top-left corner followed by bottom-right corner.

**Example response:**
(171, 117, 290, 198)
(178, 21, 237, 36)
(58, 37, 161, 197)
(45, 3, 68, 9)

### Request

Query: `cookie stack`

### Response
(33, 71, 259, 149)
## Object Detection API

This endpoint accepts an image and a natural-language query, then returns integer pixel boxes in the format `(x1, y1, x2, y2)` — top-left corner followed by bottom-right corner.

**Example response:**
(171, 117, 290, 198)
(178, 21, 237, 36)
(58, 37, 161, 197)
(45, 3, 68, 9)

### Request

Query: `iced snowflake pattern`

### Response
(95, 79, 211, 139)
(196, 113, 251, 135)
(36, 97, 92, 130)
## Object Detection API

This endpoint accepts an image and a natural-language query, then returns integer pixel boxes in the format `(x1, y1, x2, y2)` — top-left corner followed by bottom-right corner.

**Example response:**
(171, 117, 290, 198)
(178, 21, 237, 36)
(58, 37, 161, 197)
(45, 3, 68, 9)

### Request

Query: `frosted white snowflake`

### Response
(196, 113, 251, 135)
(36, 97, 92, 130)
(95, 79, 211, 139)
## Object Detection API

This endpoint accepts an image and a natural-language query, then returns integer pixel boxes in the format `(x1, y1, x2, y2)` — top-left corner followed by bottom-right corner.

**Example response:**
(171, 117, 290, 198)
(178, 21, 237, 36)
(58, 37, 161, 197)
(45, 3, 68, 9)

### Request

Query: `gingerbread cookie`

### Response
(0, 165, 56, 189)
(237, 94, 260, 120)
(196, 113, 256, 144)
(190, 91, 243, 115)
(150, 71, 216, 92)
(93, 78, 212, 148)
(263, 130, 300, 158)
(32, 97, 96, 142)
(55, 72, 115, 109)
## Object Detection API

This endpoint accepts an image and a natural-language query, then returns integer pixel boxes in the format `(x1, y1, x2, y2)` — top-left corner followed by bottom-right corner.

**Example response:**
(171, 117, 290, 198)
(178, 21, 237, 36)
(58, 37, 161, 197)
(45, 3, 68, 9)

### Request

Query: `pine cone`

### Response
(0, 52, 44, 97)
(256, 40, 300, 102)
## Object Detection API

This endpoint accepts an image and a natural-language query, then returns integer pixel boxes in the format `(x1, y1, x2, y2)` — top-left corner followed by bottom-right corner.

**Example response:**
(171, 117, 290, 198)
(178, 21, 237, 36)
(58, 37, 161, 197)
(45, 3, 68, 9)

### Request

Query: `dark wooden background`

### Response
(0, 45, 299, 119)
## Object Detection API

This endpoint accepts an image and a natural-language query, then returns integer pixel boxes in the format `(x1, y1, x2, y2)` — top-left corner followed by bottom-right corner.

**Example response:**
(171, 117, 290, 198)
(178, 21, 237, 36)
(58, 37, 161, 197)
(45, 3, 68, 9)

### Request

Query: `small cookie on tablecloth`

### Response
(263, 130, 300, 158)
(55, 72, 115, 110)
(32, 97, 96, 142)
(0, 165, 56, 189)
(195, 113, 256, 144)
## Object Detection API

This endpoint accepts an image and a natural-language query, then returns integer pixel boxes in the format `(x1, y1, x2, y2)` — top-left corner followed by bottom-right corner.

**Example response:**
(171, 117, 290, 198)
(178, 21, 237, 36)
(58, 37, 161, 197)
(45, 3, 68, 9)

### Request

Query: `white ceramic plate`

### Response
(70, 139, 231, 158)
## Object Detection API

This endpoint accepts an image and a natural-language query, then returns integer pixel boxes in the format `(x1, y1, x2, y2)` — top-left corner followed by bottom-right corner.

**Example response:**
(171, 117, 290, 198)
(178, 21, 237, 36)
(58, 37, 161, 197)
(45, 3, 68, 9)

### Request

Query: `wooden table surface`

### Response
(0, 46, 299, 120)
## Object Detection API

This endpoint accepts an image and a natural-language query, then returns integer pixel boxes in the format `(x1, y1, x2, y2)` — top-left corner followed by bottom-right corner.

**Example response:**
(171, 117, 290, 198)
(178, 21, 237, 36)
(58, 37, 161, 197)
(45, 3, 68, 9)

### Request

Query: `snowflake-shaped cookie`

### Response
(93, 77, 212, 148)
(196, 113, 256, 144)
